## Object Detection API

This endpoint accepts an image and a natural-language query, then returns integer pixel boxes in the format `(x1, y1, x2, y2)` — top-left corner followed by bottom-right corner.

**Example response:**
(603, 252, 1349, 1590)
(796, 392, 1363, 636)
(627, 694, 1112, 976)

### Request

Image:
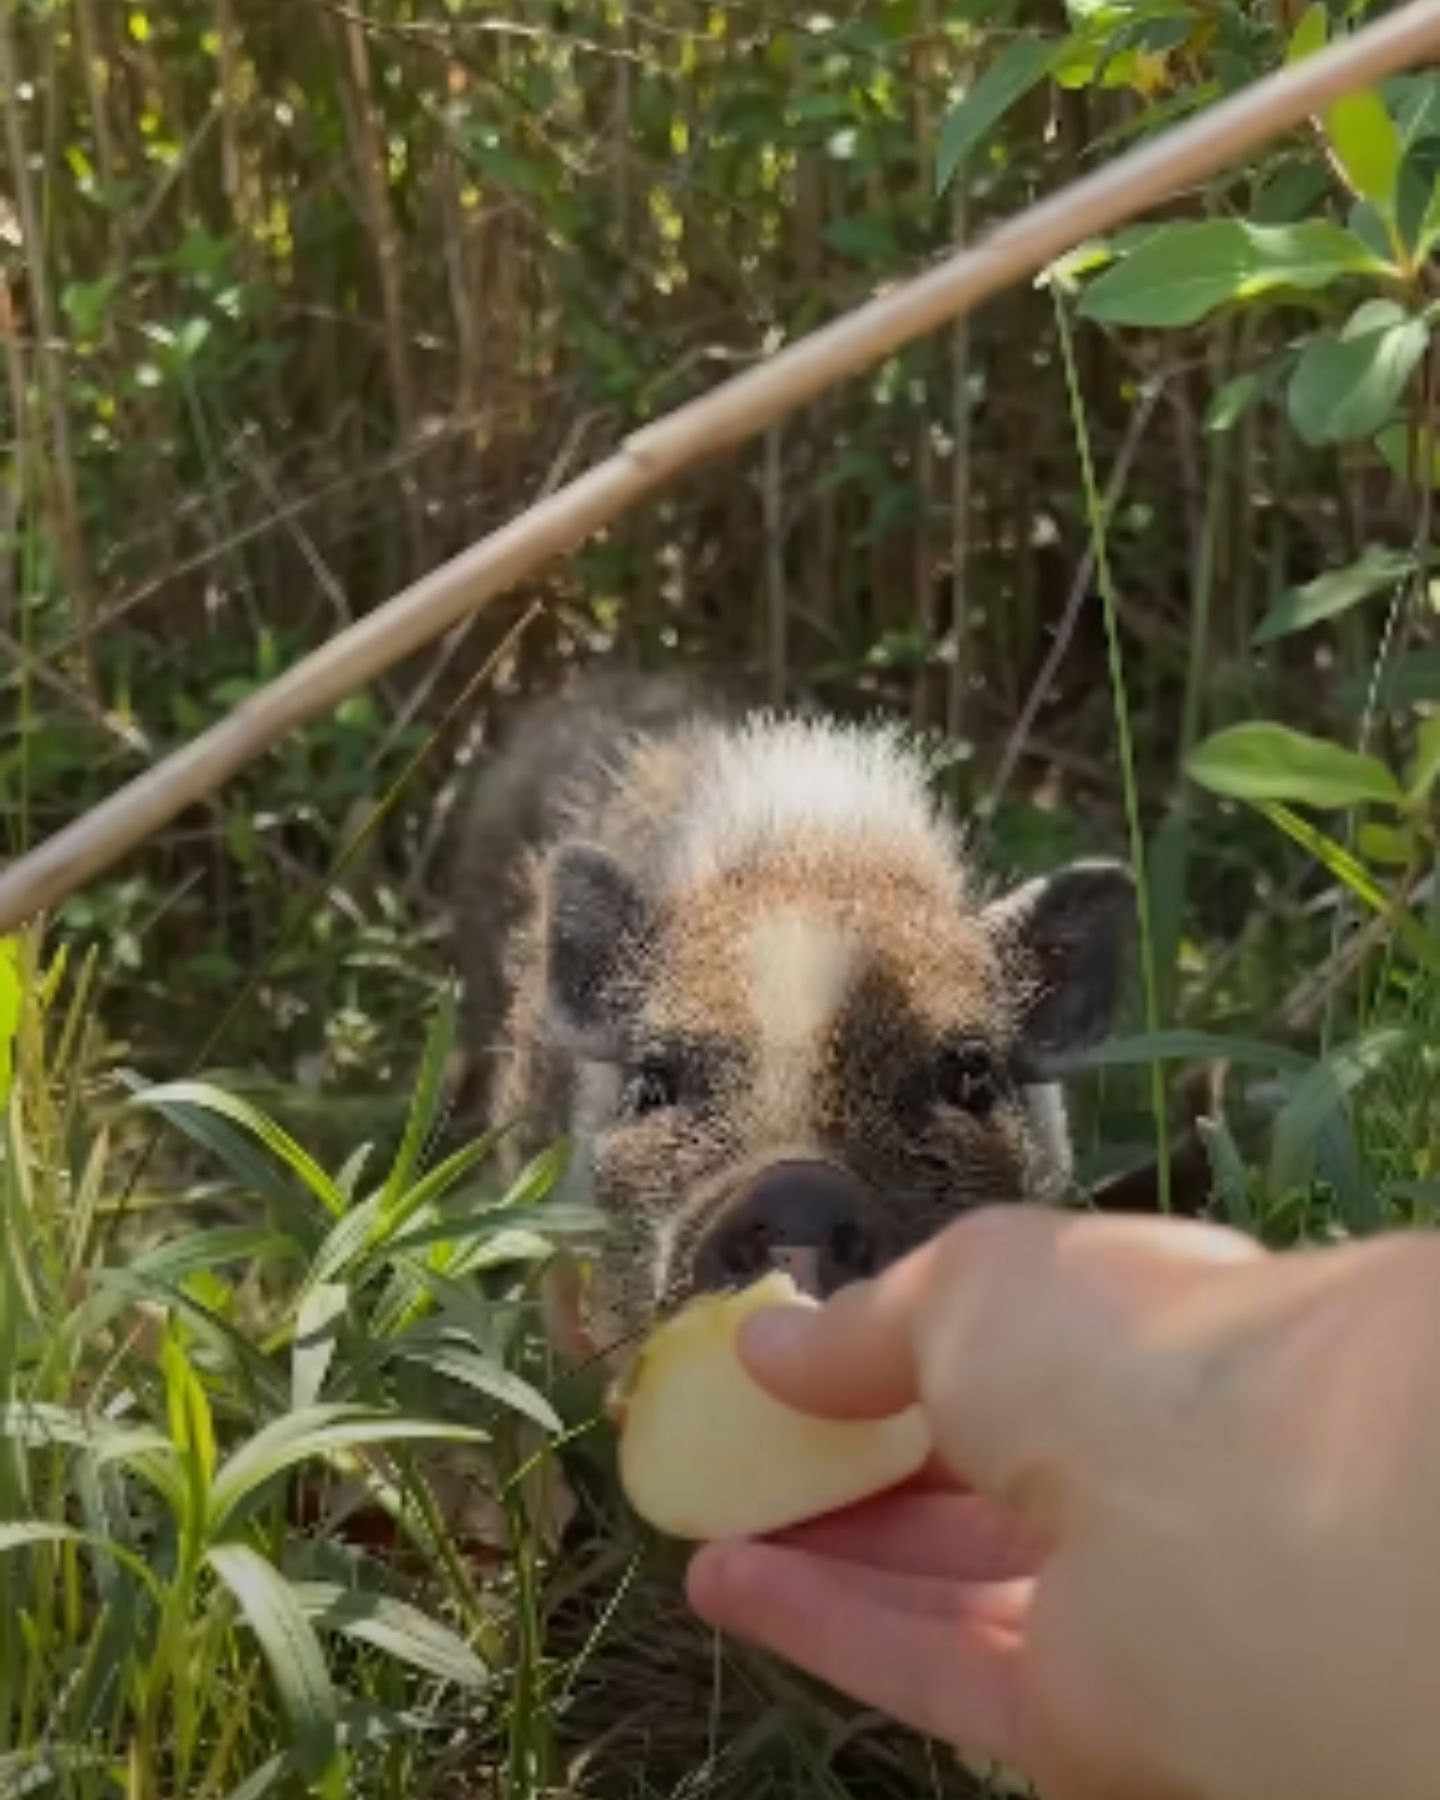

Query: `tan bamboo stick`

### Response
(1, 0, 1437, 933)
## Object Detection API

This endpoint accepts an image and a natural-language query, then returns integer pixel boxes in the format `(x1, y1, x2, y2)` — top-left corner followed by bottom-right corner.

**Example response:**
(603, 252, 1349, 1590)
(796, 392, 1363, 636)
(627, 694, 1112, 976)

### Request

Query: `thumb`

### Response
(738, 1205, 1264, 1518)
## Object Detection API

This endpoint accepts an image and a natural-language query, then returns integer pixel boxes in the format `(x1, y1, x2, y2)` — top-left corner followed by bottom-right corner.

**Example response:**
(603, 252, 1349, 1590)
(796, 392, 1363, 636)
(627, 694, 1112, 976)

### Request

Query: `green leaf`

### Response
(302, 1130, 503, 1308)
(1405, 710, 1440, 805)
(292, 1582, 490, 1689)
(208, 1544, 338, 1773)
(1375, 420, 1440, 489)
(162, 1325, 217, 1511)
(209, 1405, 489, 1535)
(130, 1226, 303, 1285)
(1286, 302, 1429, 445)
(292, 1284, 349, 1410)
(1187, 723, 1402, 809)
(1325, 88, 1403, 215)
(1285, 4, 1327, 64)
(1078, 220, 1385, 328)
(393, 1337, 561, 1433)
(1252, 544, 1415, 644)
(121, 1078, 326, 1242)
(1358, 820, 1418, 866)
(133, 1081, 346, 1219)
(1079, 1030, 1312, 1075)
(379, 989, 458, 1218)
(935, 39, 1057, 194)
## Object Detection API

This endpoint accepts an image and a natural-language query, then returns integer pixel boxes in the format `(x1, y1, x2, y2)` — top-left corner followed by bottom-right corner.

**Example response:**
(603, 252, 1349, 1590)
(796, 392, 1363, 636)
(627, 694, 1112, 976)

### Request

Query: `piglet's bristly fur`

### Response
(450, 674, 1134, 1357)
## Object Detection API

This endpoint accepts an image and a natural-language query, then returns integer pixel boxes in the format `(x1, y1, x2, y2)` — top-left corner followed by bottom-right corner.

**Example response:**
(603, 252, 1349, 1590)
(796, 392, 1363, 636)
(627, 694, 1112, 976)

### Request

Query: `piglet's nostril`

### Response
(693, 1160, 883, 1299)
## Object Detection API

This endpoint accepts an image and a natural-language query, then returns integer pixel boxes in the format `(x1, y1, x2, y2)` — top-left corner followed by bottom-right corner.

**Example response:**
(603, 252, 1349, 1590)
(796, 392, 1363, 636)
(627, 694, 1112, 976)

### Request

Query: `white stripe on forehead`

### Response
(666, 716, 957, 891)
(743, 909, 859, 1139)
(745, 909, 859, 1042)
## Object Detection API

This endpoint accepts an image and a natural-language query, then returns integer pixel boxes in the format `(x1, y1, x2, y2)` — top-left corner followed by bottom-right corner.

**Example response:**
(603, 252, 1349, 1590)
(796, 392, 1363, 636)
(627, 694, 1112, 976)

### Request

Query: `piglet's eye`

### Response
(622, 1058, 681, 1118)
(933, 1044, 1001, 1117)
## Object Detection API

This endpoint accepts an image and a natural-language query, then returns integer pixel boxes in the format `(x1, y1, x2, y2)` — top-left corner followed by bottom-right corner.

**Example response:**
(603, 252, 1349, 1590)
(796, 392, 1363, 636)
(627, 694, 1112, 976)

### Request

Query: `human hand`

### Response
(687, 1206, 1440, 1800)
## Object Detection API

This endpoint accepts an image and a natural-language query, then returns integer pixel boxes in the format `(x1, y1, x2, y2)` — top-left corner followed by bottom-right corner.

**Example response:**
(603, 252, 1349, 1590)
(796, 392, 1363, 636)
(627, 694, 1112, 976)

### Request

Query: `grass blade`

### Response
(132, 1080, 346, 1219)
(378, 985, 458, 1215)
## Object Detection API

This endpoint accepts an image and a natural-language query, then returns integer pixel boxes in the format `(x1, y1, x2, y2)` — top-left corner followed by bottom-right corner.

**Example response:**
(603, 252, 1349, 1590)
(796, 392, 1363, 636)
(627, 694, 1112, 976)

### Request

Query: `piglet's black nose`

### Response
(693, 1159, 882, 1299)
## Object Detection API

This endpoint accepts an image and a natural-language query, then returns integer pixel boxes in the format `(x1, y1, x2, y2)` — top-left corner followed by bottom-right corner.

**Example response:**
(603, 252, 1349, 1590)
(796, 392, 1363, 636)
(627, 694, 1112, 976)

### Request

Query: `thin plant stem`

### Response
(1053, 291, 1172, 1211)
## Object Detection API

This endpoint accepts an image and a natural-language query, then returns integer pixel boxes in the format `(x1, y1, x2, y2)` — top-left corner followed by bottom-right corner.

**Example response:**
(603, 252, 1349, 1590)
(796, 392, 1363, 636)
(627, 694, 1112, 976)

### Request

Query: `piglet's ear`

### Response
(544, 841, 650, 1057)
(982, 859, 1135, 1080)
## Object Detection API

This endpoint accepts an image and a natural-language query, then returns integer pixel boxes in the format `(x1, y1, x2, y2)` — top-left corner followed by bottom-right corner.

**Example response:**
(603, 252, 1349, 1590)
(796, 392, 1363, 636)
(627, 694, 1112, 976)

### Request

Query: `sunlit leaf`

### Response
(162, 1325, 217, 1524)
(1285, 4, 1327, 64)
(1325, 87, 1403, 216)
(0, 939, 20, 1112)
(1078, 220, 1385, 328)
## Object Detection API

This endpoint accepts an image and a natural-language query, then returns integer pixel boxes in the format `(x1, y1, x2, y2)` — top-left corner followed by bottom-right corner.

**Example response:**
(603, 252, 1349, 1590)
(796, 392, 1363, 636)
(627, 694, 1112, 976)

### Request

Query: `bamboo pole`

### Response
(1, 0, 1438, 934)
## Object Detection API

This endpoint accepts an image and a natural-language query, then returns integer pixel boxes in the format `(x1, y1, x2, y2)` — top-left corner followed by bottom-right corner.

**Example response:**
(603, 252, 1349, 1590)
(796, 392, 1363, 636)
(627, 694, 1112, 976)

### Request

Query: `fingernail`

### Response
(738, 1306, 812, 1366)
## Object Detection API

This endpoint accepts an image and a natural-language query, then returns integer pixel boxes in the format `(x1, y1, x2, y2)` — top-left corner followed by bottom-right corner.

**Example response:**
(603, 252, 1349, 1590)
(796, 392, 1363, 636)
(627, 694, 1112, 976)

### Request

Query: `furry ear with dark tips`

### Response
(983, 859, 1136, 1080)
(544, 842, 651, 1057)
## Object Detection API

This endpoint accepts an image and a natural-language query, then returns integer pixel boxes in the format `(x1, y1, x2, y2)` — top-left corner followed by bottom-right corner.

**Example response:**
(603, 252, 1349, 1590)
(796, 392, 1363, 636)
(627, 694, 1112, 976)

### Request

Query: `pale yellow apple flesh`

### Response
(616, 1272, 932, 1541)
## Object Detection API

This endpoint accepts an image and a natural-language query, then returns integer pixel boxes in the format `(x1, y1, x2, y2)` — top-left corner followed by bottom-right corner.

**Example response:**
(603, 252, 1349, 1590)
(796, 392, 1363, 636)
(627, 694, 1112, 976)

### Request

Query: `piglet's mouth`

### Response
(766, 1243, 824, 1298)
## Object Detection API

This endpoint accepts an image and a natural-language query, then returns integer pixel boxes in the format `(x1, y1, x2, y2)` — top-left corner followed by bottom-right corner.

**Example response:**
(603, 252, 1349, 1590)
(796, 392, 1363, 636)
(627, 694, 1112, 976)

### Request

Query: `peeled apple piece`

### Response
(616, 1271, 932, 1541)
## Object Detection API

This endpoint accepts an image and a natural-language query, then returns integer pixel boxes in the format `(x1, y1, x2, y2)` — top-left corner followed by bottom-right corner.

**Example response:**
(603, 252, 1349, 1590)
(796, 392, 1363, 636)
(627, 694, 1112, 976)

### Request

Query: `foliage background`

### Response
(1, 0, 1438, 1794)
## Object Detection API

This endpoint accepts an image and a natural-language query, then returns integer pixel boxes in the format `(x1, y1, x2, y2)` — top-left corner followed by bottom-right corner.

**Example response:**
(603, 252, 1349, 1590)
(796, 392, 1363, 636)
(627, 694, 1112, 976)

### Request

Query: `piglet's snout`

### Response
(691, 1159, 885, 1299)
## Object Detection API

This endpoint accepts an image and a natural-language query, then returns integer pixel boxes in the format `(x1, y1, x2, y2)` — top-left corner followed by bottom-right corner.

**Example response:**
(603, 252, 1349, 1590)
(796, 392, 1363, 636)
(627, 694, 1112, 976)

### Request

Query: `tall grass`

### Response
(0, 930, 611, 1798)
